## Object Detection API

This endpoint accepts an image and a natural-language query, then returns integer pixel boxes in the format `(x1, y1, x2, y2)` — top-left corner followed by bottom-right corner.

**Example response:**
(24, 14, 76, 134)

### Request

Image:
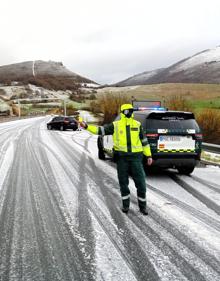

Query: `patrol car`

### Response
(97, 102, 202, 175)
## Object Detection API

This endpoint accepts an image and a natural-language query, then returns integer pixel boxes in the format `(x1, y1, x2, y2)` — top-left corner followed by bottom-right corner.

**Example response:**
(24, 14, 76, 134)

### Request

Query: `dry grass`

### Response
(196, 109, 220, 144)
(164, 95, 193, 112)
(90, 93, 130, 124)
(98, 83, 220, 105)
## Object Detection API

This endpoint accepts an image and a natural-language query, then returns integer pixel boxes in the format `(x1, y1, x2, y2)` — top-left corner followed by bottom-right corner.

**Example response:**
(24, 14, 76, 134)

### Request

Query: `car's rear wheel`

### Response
(60, 125, 65, 131)
(177, 166, 195, 175)
(97, 136, 106, 160)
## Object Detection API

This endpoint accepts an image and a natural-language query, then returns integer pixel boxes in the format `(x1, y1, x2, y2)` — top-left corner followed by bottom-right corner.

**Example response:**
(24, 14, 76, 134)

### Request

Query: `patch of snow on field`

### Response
(81, 83, 100, 88)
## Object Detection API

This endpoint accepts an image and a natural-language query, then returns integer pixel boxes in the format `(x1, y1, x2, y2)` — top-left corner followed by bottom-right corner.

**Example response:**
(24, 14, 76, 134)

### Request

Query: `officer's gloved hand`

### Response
(146, 157, 153, 166)
(77, 120, 88, 129)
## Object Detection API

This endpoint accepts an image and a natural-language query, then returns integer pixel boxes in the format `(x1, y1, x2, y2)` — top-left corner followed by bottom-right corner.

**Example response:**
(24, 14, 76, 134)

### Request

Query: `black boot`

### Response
(137, 192, 147, 215)
(121, 196, 130, 214)
(122, 206, 129, 213)
(139, 207, 148, 215)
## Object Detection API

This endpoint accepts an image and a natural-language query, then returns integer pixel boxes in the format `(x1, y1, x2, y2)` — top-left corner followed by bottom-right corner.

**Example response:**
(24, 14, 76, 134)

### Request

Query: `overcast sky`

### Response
(1, 0, 220, 84)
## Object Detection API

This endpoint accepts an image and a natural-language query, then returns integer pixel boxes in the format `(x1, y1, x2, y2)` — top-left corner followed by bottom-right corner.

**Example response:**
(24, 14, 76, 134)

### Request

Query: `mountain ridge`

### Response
(0, 60, 96, 89)
(115, 46, 220, 86)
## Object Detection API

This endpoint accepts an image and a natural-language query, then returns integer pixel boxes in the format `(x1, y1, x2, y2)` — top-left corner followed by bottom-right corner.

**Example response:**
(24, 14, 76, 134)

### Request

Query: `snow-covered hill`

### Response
(115, 68, 164, 87)
(0, 60, 96, 84)
(173, 47, 220, 72)
(115, 46, 220, 86)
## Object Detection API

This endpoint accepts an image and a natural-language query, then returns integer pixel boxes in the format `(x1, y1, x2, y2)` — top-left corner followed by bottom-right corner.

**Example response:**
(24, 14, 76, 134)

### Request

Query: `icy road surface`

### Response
(0, 117, 220, 281)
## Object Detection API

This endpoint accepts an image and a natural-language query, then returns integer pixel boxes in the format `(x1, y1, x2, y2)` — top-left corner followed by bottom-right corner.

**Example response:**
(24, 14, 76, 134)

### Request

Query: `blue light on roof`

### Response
(134, 107, 167, 111)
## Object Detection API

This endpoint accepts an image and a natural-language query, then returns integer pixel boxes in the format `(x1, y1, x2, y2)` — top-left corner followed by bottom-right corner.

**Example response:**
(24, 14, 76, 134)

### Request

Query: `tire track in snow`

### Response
(86, 157, 220, 280)
(30, 119, 97, 280)
(47, 131, 160, 280)
(191, 175, 220, 194)
(0, 119, 96, 281)
(64, 130, 220, 277)
(147, 183, 220, 232)
(41, 129, 140, 280)
(170, 174, 220, 216)
(49, 130, 220, 281)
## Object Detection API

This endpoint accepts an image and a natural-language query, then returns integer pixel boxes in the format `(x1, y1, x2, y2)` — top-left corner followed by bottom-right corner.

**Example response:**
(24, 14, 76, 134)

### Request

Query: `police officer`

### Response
(79, 103, 152, 215)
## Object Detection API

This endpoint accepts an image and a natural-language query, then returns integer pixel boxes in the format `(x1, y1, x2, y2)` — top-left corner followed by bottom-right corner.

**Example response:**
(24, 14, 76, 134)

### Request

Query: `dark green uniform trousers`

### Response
(116, 157, 146, 210)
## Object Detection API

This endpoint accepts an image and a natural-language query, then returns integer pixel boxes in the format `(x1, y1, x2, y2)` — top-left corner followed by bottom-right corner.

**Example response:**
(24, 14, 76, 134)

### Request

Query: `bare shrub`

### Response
(196, 109, 220, 144)
(12, 104, 20, 116)
(66, 103, 78, 116)
(164, 95, 193, 112)
(89, 93, 96, 100)
(90, 92, 130, 124)
(89, 101, 101, 114)
(0, 89, 6, 96)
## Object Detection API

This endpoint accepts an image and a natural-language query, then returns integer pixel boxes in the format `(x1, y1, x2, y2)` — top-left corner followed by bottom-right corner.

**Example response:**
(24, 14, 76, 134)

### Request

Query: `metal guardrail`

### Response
(202, 142, 220, 154)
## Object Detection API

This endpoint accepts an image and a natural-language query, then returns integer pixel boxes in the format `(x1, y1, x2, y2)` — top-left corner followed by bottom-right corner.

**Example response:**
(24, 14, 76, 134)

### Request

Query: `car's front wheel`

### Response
(177, 166, 195, 175)
(47, 125, 52, 130)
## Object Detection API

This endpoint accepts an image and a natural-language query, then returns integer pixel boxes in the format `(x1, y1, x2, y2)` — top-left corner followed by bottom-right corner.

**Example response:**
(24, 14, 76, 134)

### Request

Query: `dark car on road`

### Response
(47, 116, 78, 131)
(97, 108, 203, 175)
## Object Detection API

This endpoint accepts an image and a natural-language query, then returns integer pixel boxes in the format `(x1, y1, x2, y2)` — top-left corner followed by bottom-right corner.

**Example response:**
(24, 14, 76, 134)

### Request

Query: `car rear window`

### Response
(68, 117, 76, 122)
(145, 112, 200, 130)
(145, 118, 200, 130)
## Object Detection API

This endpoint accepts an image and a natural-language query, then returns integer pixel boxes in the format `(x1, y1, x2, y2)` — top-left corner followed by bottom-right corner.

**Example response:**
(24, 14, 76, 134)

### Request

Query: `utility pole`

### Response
(64, 99, 67, 116)
(17, 99, 21, 118)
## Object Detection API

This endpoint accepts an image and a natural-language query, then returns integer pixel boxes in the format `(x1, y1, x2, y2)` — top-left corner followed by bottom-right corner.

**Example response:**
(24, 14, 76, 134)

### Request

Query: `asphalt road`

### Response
(0, 117, 220, 281)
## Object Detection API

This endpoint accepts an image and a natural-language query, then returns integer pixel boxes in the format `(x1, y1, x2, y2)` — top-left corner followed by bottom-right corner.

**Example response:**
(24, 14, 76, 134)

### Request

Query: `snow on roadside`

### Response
(201, 151, 220, 165)
(0, 141, 14, 191)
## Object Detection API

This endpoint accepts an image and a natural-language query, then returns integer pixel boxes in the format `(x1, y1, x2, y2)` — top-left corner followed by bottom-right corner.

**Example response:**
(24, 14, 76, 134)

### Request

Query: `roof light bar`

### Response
(134, 107, 167, 111)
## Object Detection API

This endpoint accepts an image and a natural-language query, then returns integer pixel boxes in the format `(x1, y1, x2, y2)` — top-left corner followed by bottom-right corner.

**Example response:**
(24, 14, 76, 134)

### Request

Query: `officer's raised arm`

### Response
(78, 119, 114, 135)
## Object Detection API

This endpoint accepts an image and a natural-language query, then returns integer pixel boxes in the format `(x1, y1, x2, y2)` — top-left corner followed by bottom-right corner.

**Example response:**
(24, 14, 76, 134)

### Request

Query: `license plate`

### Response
(158, 135, 195, 150)
(159, 136, 181, 142)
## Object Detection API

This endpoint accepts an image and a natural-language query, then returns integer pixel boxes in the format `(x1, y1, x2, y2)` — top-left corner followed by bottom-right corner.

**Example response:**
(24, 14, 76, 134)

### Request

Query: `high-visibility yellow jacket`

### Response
(86, 114, 152, 157)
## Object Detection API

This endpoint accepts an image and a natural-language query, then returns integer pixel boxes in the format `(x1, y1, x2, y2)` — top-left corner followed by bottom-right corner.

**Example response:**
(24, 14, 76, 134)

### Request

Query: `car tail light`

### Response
(145, 133, 159, 138)
(195, 133, 203, 140)
(64, 120, 69, 124)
